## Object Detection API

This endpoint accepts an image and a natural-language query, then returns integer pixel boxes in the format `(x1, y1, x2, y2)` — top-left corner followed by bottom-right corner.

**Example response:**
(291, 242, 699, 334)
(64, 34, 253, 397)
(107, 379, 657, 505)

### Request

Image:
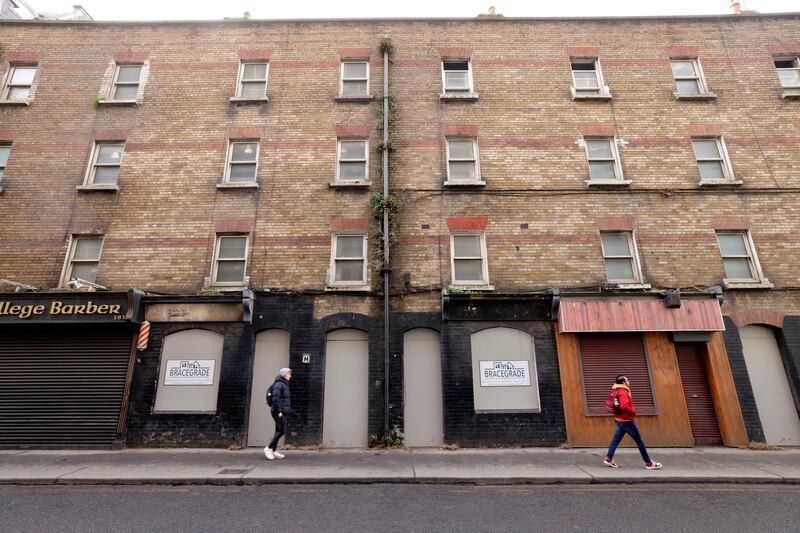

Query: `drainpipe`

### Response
(382, 44, 391, 438)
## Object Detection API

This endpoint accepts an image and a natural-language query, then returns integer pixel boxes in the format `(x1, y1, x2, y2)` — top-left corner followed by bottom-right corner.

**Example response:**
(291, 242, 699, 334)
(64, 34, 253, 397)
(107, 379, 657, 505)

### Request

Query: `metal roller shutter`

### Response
(675, 343, 722, 445)
(578, 334, 656, 416)
(0, 324, 133, 447)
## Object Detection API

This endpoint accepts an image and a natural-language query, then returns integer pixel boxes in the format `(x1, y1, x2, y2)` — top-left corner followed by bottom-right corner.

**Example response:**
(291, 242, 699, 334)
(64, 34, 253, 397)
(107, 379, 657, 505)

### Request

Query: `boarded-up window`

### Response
(578, 333, 656, 416)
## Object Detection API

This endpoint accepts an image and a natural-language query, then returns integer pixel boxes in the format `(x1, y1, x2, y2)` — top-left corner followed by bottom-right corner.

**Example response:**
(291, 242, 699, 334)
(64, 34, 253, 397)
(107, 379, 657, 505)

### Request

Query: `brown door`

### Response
(675, 343, 722, 445)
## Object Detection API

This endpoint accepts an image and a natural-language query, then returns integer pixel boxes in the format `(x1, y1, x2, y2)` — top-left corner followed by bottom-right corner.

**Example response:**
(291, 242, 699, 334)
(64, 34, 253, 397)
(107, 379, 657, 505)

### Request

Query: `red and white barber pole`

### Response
(137, 321, 150, 351)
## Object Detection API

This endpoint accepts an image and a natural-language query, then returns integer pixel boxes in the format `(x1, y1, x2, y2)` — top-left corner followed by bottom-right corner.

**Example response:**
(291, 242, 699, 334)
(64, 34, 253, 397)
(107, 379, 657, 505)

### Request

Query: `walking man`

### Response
(265, 367, 293, 461)
(603, 375, 663, 470)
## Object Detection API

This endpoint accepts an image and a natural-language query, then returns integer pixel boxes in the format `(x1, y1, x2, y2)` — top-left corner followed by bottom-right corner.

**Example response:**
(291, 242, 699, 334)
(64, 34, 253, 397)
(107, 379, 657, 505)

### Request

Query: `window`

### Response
(671, 59, 710, 96)
(0, 144, 10, 182)
(570, 58, 610, 98)
(585, 138, 622, 181)
(446, 138, 480, 182)
(451, 233, 488, 285)
(442, 60, 473, 92)
(331, 234, 367, 286)
(1, 64, 37, 101)
(716, 231, 760, 282)
(85, 143, 124, 186)
(236, 62, 268, 98)
(63, 236, 104, 285)
(340, 61, 369, 96)
(225, 140, 259, 183)
(212, 234, 248, 285)
(774, 57, 800, 89)
(600, 232, 642, 284)
(111, 64, 142, 100)
(692, 137, 734, 182)
(337, 139, 368, 181)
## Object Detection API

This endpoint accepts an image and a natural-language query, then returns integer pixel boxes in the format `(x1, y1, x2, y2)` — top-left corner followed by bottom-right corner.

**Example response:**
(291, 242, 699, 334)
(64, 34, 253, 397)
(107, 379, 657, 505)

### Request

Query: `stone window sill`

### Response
(607, 282, 652, 290)
(781, 88, 800, 100)
(723, 279, 773, 290)
(571, 87, 612, 101)
(440, 92, 479, 102)
(95, 99, 139, 107)
(698, 179, 743, 187)
(447, 284, 495, 293)
(330, 180, 370, 188)
(325, 285, 370, 292)
(585, 178, 632, 187)
(0, 99, 30, 106)
(217, 181, 259, 189)
(333, 95, 373, 103)
(673, 92, 718, 101)
(229, 96, 270, 104)
(444, 179, 486, 187)
(76, 184, 120, 192)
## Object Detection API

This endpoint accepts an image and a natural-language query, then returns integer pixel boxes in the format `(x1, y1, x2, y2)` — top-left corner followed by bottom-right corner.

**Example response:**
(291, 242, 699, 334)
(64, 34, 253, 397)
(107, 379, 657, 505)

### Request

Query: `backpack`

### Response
(604, 389, 621, 415)
(266, 383, 275, 407)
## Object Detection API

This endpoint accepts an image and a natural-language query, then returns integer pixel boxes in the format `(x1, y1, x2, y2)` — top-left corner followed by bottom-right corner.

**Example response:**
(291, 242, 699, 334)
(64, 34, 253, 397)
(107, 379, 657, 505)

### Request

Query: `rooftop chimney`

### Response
(488, 6, 496, 15)
(730, 0, 741, 14)
(243, 10, 251, 19)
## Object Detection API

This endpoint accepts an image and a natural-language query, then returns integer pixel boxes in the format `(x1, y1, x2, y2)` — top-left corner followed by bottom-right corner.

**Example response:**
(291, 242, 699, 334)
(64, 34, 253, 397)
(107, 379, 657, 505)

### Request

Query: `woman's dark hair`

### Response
(615, 375, 627, 384)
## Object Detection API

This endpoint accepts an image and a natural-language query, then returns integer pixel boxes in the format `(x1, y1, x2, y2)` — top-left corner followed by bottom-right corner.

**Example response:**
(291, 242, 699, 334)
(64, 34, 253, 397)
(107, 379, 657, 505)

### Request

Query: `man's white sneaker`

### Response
(273, 451, 285, 459)
(264, 448, 275, 460)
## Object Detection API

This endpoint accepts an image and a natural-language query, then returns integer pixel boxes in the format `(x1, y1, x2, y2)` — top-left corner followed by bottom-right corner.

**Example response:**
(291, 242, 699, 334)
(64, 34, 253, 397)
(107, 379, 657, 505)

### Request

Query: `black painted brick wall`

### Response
(777, 317, 800, 416)
(721, 317, 765, 443)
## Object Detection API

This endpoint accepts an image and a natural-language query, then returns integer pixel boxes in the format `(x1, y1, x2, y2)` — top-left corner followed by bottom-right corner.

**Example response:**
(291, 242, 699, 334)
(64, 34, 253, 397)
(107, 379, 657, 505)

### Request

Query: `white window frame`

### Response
(83, 142, 125, 186)
(774, 56, 800, 89)
(691, 136, 736, 183)
(600, 231, 644, 284)
(223, 139, 260, 184)
(445, 138, 481, 183)
(339, 60, 370, 97)
(235, 61, 269, 98)
(450, 232, 490, 286)
(1, 63, 37, 101)
(210, 234, 250, 287)
(336, 138, 369, 182)
(715, 230, 771, 288)
(0, 143, 11, 183)
(584, 137, 624, 183)
(441, 59, 474, 93)
(60, 235, 105, 287)
(569, 58, 611, 99)
(329, 233, 368, 287)
(110, 63, 143, 101)
(671, 58, 711, 96)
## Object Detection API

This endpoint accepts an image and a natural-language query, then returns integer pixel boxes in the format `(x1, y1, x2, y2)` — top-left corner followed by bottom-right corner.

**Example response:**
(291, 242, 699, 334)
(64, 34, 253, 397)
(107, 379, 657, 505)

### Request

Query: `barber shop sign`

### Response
(479, 360, 531, 387)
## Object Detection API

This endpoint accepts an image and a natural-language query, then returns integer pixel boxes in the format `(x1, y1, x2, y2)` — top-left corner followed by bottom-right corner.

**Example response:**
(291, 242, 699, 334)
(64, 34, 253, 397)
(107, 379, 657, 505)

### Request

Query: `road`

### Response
(2, 484, 799, 532)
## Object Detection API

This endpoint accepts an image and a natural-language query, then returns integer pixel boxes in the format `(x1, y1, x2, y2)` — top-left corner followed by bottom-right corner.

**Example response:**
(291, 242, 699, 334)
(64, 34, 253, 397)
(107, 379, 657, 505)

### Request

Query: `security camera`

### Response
(68, 278, 108, 291)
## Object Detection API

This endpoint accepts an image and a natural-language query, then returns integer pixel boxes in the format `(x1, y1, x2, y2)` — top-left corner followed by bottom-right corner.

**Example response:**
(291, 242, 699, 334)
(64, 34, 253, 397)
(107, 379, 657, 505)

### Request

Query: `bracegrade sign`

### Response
(479, 360, 531, 387)
(0, 300, 123, 320)
(164, 360, 216, 386)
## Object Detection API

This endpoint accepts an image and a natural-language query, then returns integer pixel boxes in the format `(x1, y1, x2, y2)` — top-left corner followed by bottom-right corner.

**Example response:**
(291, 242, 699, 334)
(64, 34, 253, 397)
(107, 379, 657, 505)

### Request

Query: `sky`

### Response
(26, 0, 800, 21)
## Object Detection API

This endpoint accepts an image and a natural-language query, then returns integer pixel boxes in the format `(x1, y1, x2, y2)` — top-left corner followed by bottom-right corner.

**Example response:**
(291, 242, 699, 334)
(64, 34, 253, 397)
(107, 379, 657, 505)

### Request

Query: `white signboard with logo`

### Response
(479, 360, 531, 387)
(164, 359, 216, 385)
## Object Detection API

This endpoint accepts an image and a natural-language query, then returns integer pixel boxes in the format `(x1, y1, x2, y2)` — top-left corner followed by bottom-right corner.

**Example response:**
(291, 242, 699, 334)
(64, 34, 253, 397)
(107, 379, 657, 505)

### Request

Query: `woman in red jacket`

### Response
(603, 375, 663, 470)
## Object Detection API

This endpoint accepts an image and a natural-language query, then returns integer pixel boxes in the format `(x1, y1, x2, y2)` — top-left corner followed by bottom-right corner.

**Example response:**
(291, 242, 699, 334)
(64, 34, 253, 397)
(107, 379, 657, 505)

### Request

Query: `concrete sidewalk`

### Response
(1, 447, 799, 486)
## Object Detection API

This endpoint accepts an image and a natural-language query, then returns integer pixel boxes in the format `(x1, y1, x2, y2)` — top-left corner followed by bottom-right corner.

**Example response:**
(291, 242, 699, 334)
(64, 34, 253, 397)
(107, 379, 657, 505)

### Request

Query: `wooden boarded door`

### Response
(675, 343, 722, 445)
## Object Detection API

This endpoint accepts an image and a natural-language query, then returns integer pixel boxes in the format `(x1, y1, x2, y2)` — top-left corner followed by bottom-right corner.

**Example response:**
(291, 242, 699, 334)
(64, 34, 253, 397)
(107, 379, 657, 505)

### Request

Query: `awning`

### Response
(558, 298, 725, 333)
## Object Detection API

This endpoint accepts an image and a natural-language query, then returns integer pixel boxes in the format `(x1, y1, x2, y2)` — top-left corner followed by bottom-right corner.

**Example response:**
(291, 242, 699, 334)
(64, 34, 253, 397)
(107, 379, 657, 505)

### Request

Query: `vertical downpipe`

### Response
(382, 46, 390, 438)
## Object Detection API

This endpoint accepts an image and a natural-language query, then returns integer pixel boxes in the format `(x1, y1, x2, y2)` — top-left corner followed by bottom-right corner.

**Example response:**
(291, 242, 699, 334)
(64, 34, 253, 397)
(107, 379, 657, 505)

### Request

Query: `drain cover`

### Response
(217, 469, 250, 475)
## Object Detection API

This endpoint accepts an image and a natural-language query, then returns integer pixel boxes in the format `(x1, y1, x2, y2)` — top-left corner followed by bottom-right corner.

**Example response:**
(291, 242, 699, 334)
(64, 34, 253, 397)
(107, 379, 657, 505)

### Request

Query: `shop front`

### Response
(555, 296, 749, 447)
(0, 291, 142, 447)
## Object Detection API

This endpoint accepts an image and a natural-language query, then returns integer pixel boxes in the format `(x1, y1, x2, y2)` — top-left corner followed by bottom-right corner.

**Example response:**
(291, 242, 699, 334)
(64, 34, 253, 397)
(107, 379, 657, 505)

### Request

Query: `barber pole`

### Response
(137, 321, 150, 351)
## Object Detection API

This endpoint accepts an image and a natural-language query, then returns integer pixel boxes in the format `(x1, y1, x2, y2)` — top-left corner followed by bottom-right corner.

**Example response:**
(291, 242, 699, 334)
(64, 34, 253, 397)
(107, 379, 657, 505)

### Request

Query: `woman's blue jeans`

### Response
(606, 421, 652, 464)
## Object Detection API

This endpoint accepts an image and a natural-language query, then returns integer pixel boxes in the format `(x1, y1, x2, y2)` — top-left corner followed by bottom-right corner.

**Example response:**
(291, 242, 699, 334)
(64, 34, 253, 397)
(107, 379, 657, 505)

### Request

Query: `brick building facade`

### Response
(1, 12, 799, 448)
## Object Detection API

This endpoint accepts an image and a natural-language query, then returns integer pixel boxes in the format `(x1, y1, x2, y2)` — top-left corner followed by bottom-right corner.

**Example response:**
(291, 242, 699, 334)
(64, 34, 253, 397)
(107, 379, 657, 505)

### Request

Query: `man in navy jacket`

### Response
(265, 367, 293, 460)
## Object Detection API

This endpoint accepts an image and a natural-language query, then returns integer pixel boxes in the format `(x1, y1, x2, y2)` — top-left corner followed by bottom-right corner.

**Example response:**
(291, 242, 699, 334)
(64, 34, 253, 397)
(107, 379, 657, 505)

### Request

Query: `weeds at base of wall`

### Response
(740, 441, 782, 451)
(440, 443, 460, 451)
(559, 442, 572, 449)
(369, 427, 404, 448)
(281, 444, 325, 451)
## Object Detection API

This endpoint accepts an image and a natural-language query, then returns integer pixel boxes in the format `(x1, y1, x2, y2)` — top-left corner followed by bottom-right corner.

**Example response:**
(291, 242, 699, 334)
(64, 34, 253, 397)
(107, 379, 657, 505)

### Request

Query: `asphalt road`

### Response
(2, 484, 799, 533)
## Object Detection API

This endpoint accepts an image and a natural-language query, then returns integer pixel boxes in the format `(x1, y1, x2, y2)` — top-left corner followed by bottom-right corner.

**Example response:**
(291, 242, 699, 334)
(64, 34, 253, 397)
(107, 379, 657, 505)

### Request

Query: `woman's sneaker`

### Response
(645, 461, 663, 470)
(603, 457, 618, 468)
(273, 451, 285, 459)
(264, 448, 275, 460)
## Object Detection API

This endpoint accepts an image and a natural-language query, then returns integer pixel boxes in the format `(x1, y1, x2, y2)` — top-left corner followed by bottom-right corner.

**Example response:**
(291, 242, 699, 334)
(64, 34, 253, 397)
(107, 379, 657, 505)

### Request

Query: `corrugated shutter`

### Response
(675, 343, 722, 445)
(578, 333, 656, 416)
(0, 324, 133, 447)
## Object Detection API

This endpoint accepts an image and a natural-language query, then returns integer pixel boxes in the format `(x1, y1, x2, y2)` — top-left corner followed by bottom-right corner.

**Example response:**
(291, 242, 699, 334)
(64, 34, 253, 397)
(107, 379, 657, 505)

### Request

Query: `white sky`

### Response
(28, 0, 800, 21)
